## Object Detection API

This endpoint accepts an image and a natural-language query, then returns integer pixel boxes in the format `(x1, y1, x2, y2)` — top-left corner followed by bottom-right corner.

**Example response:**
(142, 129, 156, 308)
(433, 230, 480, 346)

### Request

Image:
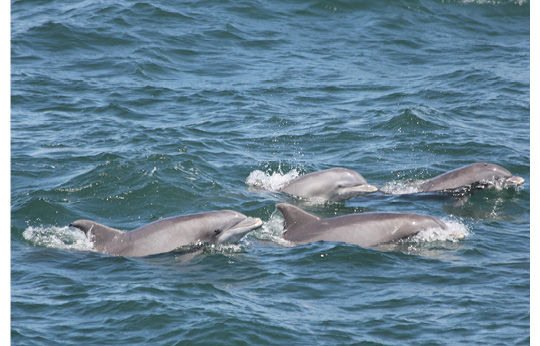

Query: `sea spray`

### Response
(23, 225, 94, 252)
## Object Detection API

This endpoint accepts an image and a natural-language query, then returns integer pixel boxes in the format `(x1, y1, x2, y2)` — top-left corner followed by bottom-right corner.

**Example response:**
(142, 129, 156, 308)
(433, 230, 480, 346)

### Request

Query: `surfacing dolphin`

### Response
(417, 163, 524, 193)
(276, 203, 447, 248)
(70, 210, 263, 257)
(278, 168, 378, 202)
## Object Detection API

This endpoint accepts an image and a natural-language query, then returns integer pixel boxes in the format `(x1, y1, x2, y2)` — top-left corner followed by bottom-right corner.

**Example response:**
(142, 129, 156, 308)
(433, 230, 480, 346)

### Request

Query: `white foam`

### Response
(411, 217, 471, 243)
(22, 225, 94, 252)
(245, 169, 300, 192)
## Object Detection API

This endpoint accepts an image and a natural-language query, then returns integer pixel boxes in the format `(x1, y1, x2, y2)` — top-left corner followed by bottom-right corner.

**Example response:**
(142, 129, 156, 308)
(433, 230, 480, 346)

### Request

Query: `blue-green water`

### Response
(11, 0, 530, 345)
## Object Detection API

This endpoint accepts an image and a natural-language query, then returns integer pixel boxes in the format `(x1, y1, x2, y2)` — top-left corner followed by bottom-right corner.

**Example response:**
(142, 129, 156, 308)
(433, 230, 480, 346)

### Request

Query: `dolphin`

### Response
(417, 163, 524, 193)
(278, 168, 378, 202)
(276, 203, 447, 247)
(70, 210, 263, 257)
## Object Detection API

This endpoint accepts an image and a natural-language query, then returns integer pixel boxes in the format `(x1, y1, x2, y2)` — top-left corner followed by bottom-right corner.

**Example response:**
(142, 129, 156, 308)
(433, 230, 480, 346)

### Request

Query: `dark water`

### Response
(11, 0, 530, 345)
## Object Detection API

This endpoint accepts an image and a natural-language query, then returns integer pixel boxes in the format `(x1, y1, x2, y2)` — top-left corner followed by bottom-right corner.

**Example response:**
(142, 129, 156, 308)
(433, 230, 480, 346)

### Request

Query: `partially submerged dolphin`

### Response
(417, 163, 524, 193)
(278, 168, 378, 202)
(70, 210, 263, 257)
(276, 203, 447, 247)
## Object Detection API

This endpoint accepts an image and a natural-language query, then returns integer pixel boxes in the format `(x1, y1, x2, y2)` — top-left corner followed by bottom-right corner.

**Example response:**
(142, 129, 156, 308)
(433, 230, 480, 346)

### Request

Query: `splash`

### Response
(22, 225, 94, 252)
(376, 216, 471, 257)
(411, 217, 471, 243)
(379, 180, 423, 195)
(245, 169, 300, 192)
(202, 243, 247, 256)
(249, 210, 294, 247)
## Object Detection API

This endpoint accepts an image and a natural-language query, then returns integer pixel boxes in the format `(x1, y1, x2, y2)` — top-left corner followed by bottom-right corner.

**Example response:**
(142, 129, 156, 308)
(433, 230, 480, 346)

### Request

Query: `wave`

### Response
(371, 107, 448, 132)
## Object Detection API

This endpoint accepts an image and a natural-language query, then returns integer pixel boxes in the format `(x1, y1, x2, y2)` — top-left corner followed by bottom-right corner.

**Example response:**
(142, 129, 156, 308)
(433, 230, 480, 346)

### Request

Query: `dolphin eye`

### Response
(214, 229, 222, 235)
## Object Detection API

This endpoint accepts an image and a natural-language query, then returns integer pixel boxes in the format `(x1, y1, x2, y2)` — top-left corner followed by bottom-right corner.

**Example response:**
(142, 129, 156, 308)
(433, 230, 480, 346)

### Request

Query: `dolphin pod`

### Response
(70, 211, 263, 257)
(69, 162, 523, 256)
(255, 163, 523, 202)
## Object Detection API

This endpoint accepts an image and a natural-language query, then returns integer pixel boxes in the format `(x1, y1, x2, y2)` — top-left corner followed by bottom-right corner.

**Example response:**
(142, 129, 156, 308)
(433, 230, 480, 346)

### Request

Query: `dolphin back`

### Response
(322, 213, 448, 247)
(276, 203, 448, 247)
(276, 203, 320, 235)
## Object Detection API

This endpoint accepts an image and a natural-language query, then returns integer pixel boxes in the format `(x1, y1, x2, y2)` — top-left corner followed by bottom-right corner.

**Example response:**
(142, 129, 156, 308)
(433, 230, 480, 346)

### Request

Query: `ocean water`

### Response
(11, 0, 530, 345)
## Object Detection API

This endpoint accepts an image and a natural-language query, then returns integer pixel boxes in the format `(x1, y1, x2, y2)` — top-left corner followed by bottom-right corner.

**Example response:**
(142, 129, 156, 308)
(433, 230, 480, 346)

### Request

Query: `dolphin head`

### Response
(471, 163, 525, 188)
(280, 167, 378, 202)
(206, 210, 263, 245)
(331, 168, 379, 200)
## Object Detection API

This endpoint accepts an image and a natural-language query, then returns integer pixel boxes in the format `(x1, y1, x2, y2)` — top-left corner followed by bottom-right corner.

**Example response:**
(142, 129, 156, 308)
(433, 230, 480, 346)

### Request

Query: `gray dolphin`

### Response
(276, 203, 447, 247)
(70, 210, 263, 257)
(278, 168, 378, 202)
(417, 163, 524, 193)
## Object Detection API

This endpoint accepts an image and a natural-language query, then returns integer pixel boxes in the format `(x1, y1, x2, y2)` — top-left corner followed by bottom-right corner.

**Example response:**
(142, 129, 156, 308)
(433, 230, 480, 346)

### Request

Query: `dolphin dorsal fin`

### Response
(70, 219, 124, 245)
(276, 203, 320, 231)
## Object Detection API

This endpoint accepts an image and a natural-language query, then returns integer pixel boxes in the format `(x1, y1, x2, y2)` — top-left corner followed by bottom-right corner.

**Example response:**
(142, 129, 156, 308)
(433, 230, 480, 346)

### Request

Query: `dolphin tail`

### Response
(276, 203, 320, 232)
(70, 219, 124, 246)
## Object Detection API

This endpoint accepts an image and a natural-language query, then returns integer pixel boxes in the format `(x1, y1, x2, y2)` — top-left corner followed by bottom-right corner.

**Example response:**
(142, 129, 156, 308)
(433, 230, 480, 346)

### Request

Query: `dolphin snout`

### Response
(245, 217, 263, 229)
(352, 183, 379, 193)
(216, 217, 263, 244)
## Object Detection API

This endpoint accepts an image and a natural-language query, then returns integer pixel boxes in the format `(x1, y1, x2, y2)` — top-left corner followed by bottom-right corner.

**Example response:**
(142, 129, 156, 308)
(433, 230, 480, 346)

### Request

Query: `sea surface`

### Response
(11, 0, 530, 345)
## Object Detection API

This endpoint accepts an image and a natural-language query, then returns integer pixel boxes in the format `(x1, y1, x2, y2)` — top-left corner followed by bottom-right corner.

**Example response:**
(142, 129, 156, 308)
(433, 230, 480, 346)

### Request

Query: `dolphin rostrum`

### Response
(278, 168, 378, 202)
(417, 163, 524, 193)
(70, 210, 263, 257)
(276, 203, 447, 247)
